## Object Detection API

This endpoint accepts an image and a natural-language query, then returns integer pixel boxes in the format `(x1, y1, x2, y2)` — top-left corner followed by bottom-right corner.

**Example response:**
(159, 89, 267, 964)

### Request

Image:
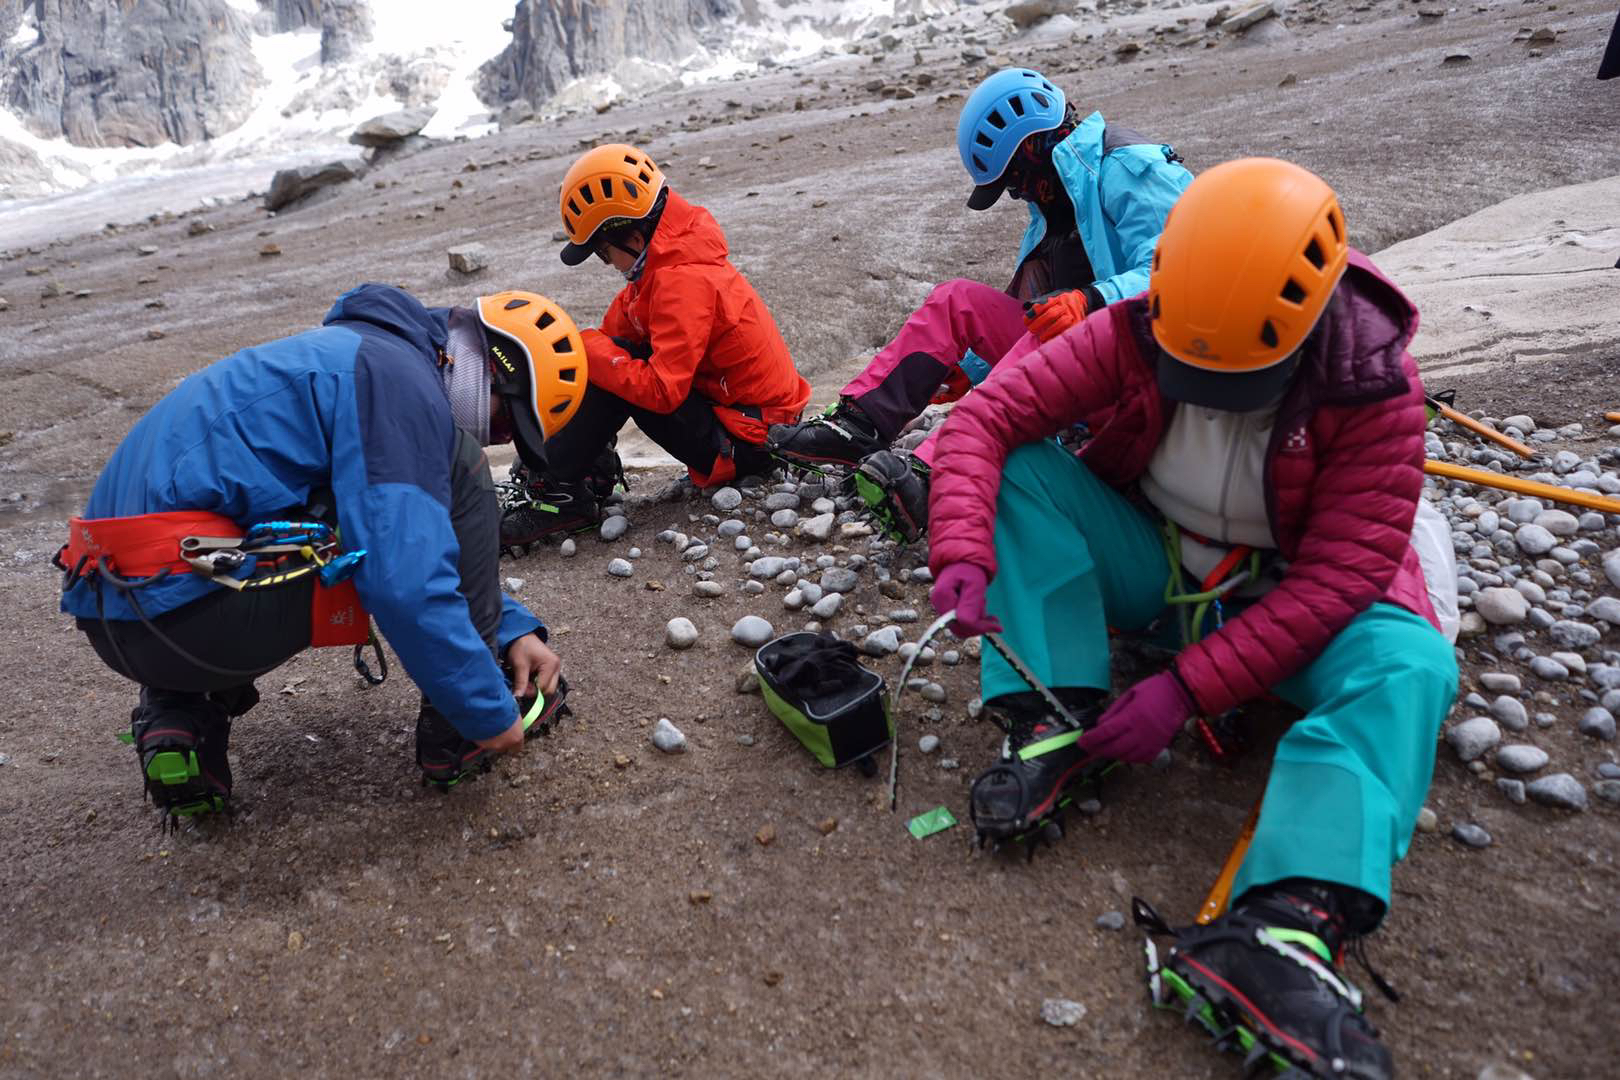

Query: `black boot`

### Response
(1140, 881, 1395, 1079)
(499, 468, 602, 552)
(414, 703, 495, 789)
(854, 449, 930, 541)
(969, 688, 1109, 846)
(130, 688, 232, 820)
(767, 401, 884, 469)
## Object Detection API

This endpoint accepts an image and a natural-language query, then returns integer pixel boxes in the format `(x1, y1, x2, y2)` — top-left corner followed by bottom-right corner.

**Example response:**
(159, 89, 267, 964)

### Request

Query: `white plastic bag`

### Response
(1409, 498, 1461, 643)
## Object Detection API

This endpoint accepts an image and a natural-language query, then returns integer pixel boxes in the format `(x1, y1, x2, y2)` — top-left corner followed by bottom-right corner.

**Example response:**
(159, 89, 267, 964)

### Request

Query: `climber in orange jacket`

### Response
(500, 143, 811, 549)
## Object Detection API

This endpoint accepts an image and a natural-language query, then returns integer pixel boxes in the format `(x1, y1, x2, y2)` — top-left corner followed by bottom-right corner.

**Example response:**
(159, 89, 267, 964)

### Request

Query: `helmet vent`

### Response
(971, 153, 987, 172)
(624, 180, 639, 199)
(566, 198, 580, 216)
(1281, 278, 1306, 305)
(1150, 294, 1160, 319)
(1152, 247, 1160, 271)
(1328, 208, 1344, 243)
(986, 108, 1006, 130)
(975, 132, 994, 149)
(552, 336, 573, 354)
(503, 297, 529, 310)
(1260, 320, 1279, 348)
(559, 367, 578, 383)
(1008, 95, 1026, 118)
(537, 311, 556, 331)
(578, 185, 595, 206)
(548, 400, 572, 416)
(622, 153, 639, 166)
(1031, 91, 1049, 109)
(600, 178, 614, 199)
(638, 170, 651, 183)
(1303, 237, 1325, 270)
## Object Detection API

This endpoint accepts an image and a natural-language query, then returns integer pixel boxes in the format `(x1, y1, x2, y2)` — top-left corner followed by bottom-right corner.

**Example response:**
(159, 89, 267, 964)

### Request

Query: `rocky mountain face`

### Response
(478, 0, 739, 107)
(1, 0, 262, 148)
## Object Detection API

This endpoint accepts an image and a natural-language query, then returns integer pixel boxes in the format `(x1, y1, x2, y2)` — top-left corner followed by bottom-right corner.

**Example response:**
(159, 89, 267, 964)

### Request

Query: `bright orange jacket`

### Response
(590, 190, 810, 445)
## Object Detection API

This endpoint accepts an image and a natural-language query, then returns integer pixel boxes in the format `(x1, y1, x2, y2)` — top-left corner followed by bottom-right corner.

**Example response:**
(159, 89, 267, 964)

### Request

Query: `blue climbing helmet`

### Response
(957, 68, 1067, 210)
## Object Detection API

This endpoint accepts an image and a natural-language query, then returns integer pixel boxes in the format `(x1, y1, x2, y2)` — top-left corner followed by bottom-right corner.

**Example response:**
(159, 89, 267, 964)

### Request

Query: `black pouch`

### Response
(755, 632, 891, 770)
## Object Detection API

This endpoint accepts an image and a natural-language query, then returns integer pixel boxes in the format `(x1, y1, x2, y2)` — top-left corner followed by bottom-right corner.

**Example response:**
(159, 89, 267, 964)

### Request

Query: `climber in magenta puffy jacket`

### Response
(926, 159, 1458, 1080)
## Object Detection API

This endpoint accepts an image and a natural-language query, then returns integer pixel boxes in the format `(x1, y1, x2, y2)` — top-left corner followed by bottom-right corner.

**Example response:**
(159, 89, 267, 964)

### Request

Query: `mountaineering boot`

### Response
(1138, 882, 1395, 1079)
(581, 443, 628, 504)
(414, 703, 495, 789)
(129, 688, 232, 820)
(500, 470, 602, 552)
(969, 688, 1108, 847)
(767, 401, 884, 469)
(854, 449, 930, 542)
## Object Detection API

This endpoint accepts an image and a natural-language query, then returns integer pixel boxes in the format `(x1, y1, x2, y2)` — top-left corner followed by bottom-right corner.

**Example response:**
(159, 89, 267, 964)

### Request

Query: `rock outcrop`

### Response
(477, 0, 739, 108)
(1, 0, 262, 148)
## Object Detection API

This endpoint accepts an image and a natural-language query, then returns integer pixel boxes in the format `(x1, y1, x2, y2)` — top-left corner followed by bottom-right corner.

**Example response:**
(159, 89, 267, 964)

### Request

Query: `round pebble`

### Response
(600, 516, 628, 541)
(1495, 744, 1548, 773)
(693, 580, 724, 598)
(1578, 707, 1616, 741)
(651, 717, 687, 753)
(1526, 772, 1588, 810)
(1445, 716, 1500, 762)
(711, 487, 742, 511)
(666, 617, 698, 650)
(607, 558, 633, 578)
(1095, 911, 1126, 931)
(1450, 822, 1492, 848)
(1488, 695, 1528, 732)
(559, 538, 577, 557)
(730, 615, 774, 648)
(918, 734, 940, 754)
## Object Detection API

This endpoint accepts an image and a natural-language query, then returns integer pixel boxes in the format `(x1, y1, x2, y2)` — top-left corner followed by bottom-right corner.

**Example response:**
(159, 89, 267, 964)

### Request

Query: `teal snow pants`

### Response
(979, 441, 1458, 918)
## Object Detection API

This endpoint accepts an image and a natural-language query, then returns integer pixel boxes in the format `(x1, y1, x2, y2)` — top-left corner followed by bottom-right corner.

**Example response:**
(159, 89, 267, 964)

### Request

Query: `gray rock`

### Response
(1596, 666, 1620, 692)
(1474, 587, 1529, 625)
(811, 593, 844, 619)
(711, 487, 742, 511)
(1532, 509, 1580, 536)
(559, 538, 577, 558)
(650, 717, 687, 753)
(1548, 620, 1601, 649)
(1488, 695, 1528, 732)
(749, 556, 789, 579)
(861, 627, 902, 656)
(1551, 650, 1587, 676)
(941, 649, 961, 666)
(735, 536, 753, 551)
(1496, 777, 1527, 804)
(1526, 772, 1588, 810)
(1603, 549, 1620, 589)
(742, 580, 765, 596)
(1479, 672, 1522, 693)
(503, 576, 525, 593)
(717, 518, 746, 538)
(1578, 707, 1616, 741)
(764, 492, 801, 511)
(920, 682, 947, 703)
(1579, 512, 1608, 532)
(606, 558, 633, 577)
(1529, 656, 1570, 681)
(665, 617, 698, 650)
(693, 580, 724, 598)
(600, 516, 628, 541)
(1095, 911, 1127, 931)
(798, 582, 824, 605)
(1445, 716, 1500, 762)
(1039, 998, 1086, 1028)
(1495, 744, 1549, 773)
(1514, 524, 1558, 556)
(1450, 823, 1492, 848)
(1586, 597, 1620, 624)
(918, 734, 940, 754)
(736, 733, 756, 746)
(799, 512, 836, 541)
(349, 107, 434, 147)
(1513, 579, 1547, 605)
(730, 616, 774, 647)
(1415, 806, 1438, 832)
(267, 159, 366, 211)
(770, 509, 799, 529)
(1594, 780, 1620, 804)
(821, 567, 860, 593)
(1597, 762, 1620, 780)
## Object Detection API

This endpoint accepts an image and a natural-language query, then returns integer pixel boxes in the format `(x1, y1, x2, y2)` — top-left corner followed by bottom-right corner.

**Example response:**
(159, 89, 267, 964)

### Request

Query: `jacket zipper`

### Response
(1216, 409, 1242, 542)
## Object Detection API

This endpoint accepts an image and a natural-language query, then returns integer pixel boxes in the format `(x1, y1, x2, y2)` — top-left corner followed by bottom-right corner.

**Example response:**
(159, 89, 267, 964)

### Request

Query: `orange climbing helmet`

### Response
(477, 291, 586, 468)
(558, 143, 667, 266)
(1150, 157, 1350, 410)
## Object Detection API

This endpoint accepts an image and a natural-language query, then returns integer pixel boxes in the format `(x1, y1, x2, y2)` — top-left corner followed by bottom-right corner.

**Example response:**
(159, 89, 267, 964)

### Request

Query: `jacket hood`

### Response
(323, 284, 450, 359)
(642, 190, 729, 273)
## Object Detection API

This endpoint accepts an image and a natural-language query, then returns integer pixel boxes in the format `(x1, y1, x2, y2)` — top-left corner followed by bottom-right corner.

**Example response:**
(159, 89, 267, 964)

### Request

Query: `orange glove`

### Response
(1022, 289, 1089, 343)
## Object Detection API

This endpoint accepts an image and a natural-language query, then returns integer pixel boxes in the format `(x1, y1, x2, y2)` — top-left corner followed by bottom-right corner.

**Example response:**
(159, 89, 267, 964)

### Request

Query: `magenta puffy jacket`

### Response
(927, 250, 1439, 715)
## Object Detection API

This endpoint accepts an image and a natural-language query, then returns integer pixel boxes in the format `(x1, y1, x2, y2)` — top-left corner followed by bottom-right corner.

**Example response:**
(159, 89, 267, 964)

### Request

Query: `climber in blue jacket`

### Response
(58, 284, 591, 818)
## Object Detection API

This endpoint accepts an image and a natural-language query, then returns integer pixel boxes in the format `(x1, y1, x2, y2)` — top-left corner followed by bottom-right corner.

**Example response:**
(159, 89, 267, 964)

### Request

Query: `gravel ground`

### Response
(1, 2, 1617, 1077)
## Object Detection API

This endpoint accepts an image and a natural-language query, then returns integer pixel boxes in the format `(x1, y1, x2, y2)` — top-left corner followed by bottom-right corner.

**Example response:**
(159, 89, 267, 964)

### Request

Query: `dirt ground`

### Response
(2, 2, 1618, 1077)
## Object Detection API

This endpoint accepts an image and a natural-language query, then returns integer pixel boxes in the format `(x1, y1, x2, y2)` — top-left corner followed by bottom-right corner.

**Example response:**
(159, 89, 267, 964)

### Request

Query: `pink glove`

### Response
(1078, 669, 1196, 764)
(929, 563, 1002, 637)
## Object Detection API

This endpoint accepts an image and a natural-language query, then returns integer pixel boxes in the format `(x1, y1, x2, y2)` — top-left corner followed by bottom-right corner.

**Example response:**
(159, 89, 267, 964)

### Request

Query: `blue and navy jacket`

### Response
(1016, 111, 1193, 305)
(62, 284, 542, 741)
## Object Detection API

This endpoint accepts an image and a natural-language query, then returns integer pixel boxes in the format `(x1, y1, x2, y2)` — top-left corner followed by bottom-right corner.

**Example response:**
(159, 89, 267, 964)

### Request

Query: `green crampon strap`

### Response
(1266, 926, 1334, 965)
(1016, 727, 1083, 762)
(519, 690, 546, 733)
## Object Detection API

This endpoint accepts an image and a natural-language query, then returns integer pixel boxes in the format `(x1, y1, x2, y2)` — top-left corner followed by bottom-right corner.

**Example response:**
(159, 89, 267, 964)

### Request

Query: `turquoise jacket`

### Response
(1015, 111, 1193, 305)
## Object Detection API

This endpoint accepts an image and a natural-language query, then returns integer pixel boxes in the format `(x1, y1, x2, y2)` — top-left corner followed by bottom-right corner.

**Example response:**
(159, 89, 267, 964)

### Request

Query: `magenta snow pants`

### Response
(842, 279, 1039, 466)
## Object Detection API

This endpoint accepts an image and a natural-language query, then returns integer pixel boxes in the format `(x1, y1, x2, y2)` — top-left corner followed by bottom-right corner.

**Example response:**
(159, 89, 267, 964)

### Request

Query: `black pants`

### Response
(541, 382, 772, 483)
(80, 430, 503, 703)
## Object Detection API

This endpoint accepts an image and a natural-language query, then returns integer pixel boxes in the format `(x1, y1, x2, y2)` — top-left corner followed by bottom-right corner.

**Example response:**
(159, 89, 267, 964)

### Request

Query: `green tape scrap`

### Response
(907, 805, 958, 839)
